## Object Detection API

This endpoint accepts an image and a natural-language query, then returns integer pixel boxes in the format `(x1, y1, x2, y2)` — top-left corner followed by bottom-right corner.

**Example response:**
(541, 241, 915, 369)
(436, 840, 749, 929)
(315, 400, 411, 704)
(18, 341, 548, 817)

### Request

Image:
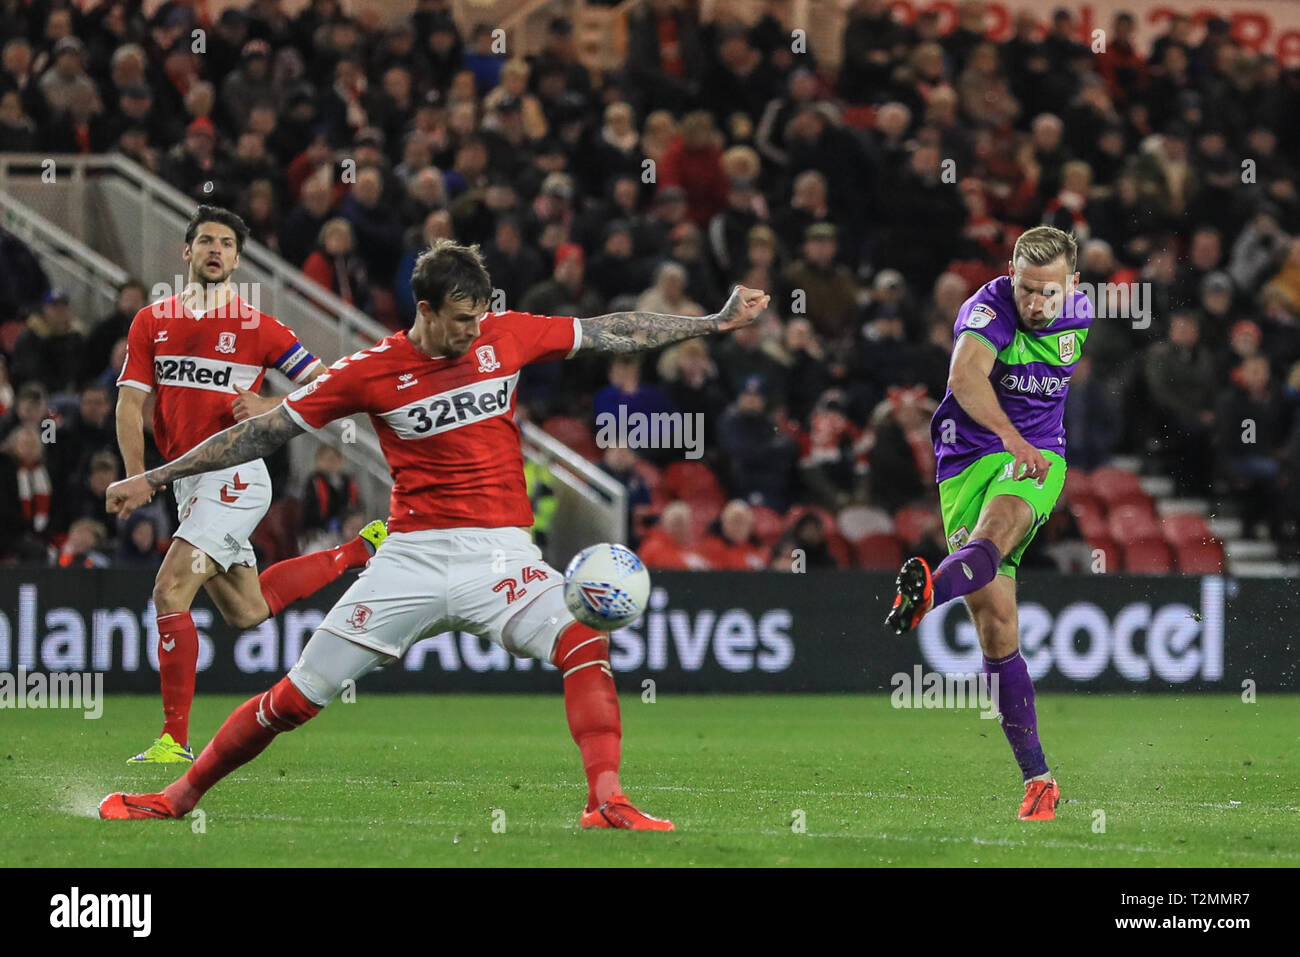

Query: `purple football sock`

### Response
(983, 651, 1048, 780)
(930, 538, 1000, 607)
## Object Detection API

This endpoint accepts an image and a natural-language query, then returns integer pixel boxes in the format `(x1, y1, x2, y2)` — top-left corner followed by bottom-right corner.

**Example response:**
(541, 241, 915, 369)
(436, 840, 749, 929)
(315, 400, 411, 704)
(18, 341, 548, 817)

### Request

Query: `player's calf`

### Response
(552, 621, 675, 831)
(884, 539, 1003, 636)
(103, 675, 323, 821)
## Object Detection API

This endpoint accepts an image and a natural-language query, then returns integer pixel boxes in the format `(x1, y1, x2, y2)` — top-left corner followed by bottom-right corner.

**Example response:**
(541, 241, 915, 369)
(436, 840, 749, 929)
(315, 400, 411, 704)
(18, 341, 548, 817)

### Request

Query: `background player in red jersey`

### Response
(115, 206, 386, 765)
(100, 240, 769, 829)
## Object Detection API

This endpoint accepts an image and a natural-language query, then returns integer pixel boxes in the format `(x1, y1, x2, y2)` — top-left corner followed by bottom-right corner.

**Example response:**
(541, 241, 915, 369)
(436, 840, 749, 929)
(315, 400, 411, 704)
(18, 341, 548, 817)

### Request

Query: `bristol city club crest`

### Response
(216, 331, 237, 354)
(475, 344, 501, 373)
(1058, 331, 1077, 363)
(346, 604, 372, 630)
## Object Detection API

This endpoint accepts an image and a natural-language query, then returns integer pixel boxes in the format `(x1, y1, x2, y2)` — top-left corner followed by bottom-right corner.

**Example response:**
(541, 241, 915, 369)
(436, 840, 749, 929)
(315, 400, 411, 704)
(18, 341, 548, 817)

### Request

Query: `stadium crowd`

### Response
(2, 0, 1299, 572)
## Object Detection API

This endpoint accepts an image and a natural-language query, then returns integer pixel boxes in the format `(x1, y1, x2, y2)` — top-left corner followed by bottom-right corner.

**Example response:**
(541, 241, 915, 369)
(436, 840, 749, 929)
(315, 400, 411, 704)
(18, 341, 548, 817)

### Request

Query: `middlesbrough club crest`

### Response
(216, 331, 237, 354)
(346, 604, 373, 629)
(475, 344, 500, 373)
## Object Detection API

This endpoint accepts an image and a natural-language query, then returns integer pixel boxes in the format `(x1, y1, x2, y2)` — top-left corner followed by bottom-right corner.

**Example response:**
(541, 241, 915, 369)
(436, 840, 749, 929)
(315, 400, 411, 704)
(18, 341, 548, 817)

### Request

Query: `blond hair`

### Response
(1013, 225, 1077, 272)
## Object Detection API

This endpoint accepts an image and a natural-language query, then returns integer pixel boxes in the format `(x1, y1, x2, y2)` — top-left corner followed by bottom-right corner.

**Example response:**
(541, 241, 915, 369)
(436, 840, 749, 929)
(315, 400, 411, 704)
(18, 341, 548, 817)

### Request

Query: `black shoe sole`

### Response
(884, 558, 929, 635)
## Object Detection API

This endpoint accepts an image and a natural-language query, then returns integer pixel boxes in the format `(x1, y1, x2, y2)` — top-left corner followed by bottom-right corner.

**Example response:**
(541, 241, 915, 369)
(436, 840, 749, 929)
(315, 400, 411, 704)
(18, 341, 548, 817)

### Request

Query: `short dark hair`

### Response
(185, 205, 251, 254)
(410, 239, 493, 313)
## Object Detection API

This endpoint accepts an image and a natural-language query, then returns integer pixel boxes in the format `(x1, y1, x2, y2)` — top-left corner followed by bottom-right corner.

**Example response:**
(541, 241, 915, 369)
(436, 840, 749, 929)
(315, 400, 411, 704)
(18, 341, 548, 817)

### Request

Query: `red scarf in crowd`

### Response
(16, 463, 51, 532)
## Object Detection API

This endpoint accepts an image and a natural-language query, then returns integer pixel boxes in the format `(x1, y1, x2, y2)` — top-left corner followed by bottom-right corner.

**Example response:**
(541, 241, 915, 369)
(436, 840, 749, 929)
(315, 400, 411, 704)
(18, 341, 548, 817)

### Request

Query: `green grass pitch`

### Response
(2, 693, 1297, 867)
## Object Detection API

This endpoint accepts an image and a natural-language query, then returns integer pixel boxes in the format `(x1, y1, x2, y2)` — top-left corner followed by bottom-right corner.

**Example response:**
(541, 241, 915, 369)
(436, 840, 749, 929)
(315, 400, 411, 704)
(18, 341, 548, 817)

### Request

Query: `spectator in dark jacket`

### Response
(10, 289, 86, 394)
(299, 445, 360, 550)
(716, 377, 800, 511)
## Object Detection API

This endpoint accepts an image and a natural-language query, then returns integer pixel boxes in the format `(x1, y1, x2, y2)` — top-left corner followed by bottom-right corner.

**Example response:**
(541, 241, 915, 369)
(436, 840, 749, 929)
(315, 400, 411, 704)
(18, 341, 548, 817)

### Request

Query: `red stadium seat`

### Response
(1068, 495, 1105, 530)
(1174, 541, 1224, 574)
(1162, 512, 1214, 546)
(541, 416, 602, 462)
(1075, 512, 1108, 541)
(687, 499, 722, 538)
(836, 505, 895, 543)
(1063, 469, 1094, 499)
(855, 533, 902, 570)
(662, 461, 726, 505)
(1107, 503, 1161, 544)
(893, 506, 938, 546)
(1088, 466, 1144, 506)
(252, 499, 303, 565)
(750, 505, 785, 547)
(1087, 538, 1121, 575)
(1123, 540, 1174, 574)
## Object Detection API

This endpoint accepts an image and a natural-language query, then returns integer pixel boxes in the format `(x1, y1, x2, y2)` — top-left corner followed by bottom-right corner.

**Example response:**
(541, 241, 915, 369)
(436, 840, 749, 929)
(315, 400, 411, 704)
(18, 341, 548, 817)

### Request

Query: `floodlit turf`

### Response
(2, 693, 1297, 867)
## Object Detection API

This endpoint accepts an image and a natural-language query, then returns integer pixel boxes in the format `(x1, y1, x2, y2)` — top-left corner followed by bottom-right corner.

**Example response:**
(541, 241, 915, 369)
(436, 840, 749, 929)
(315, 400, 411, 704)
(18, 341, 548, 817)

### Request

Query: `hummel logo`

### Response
(396, 373, 420, 390)
(961, 562, 973, 580)
(153, 330, 168, 343)
(161, 638, 176, 652)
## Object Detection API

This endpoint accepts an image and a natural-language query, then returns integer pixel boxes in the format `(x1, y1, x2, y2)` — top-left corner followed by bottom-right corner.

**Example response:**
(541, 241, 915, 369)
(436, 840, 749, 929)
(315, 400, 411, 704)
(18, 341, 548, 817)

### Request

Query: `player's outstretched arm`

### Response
(106, 405, 305, 519)
(576, 284, 770, 354)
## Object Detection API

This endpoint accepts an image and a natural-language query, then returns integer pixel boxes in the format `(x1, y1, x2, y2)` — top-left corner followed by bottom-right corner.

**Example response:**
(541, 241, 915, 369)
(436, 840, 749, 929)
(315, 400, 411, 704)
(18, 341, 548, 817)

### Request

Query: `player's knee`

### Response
(285, 659, 345, 708)
(552, 622, 610, 676)
(258, 675, 322, 731)
(152, 573, 191, 613)
(220, 603, 266, 630)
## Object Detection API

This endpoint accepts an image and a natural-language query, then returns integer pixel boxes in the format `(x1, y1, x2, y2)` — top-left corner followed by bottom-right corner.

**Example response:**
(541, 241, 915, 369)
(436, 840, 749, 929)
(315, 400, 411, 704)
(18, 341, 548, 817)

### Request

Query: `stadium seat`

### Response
(1175, 541, 1224, 573)
(893, 506, 937, 546)
(1087, 538, 1121, 575)
(541, 416, 602, 463)
(1123, 540, 1173, 574)
(1162, 512, 1214, 546)
(1088, 466, 1144, 506)
(252, 499, 303, 565)
(662, 461, 726, 505)
(1107, 503, 1161, 544)
(855, 533, 902, 570)
(1075, 511, 1108, 542)
(1063, 469, 1093, 499)
(687, 499, 722, 538)
(750, 505, 785, 547)
(836, 505, 895, 542)
(1067, 495, 1105, 530)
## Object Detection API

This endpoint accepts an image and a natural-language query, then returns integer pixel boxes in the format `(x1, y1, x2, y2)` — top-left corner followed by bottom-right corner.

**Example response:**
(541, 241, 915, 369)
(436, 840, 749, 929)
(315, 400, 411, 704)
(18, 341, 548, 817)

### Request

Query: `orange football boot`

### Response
(580, 794, 675, 831)
(885, 557, 934, 636)
(99, 791, 180, 820)
(1018, 779, 1060, 820)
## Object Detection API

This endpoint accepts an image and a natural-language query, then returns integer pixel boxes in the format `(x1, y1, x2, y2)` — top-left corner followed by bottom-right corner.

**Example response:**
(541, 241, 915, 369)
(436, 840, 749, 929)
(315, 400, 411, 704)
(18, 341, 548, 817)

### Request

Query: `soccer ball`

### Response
(563, 543, 651, 631)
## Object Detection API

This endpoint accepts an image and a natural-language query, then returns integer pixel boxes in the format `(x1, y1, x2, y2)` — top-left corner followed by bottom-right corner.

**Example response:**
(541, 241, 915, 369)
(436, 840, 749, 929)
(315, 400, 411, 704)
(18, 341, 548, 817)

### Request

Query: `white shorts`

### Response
(315, 525, 572, 664)
(172, 459, 272, 571)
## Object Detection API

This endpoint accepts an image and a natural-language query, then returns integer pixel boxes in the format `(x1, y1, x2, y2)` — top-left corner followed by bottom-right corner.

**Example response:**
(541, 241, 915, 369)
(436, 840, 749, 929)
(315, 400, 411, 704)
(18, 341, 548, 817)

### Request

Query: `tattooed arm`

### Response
(577, 284, 771, 355)
(106, 405, 304, 519)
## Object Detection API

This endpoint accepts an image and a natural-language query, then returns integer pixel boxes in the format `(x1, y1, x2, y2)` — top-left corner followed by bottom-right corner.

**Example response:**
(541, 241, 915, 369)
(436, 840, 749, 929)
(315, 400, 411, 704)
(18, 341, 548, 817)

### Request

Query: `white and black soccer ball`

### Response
(563, 543, 651, 631)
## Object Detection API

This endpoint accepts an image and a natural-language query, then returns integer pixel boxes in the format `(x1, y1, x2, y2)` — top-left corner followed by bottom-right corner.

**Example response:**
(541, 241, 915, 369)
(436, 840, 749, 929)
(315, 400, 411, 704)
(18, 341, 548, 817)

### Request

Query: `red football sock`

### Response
(553, 622, 621, 809)
(259, 537, 371, 617)
(157, 611, 198, 746)
(163, 676, 320, 815)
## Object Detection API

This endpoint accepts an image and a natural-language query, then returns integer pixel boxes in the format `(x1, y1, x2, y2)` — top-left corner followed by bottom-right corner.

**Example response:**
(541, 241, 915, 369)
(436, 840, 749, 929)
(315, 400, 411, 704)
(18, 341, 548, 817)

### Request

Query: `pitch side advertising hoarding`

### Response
(0, 570, 1292, 693)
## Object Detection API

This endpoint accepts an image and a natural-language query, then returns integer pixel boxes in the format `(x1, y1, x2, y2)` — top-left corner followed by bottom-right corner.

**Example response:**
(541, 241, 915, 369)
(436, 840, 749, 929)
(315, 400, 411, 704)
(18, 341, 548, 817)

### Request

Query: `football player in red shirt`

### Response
(115, 206, 385, 765)
(100, 240, 768, 829)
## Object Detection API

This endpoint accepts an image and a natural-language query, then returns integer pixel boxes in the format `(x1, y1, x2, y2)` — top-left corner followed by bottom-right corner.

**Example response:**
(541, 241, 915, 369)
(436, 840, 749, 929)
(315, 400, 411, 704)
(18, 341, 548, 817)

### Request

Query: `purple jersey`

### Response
(931, 275, 1092, 482)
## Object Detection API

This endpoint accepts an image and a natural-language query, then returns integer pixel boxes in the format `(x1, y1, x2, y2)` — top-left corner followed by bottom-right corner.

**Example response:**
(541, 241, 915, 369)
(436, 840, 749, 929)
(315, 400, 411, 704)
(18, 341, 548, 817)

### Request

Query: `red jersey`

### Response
(283, 310, 582, 533)
(117, 294, 319, 460)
